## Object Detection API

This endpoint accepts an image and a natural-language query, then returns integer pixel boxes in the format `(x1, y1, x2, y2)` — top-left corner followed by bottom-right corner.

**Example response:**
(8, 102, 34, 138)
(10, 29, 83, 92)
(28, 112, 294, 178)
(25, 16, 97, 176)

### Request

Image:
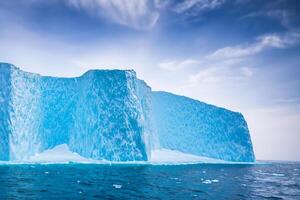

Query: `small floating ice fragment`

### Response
(202, 180, 212, 184)
(44, 171, 49, 174)
(202, 179, 219, 184)
(113, 184, 122, 189)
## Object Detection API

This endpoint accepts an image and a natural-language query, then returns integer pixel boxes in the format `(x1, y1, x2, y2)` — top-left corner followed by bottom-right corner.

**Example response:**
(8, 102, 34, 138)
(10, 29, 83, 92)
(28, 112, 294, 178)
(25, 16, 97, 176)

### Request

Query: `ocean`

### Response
(0, 162, 299, 199)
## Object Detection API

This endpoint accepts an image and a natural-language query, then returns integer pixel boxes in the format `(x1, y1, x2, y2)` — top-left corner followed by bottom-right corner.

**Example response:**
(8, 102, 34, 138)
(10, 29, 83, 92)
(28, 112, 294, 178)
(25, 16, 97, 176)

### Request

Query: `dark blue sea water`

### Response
(0, 162, 299, 199)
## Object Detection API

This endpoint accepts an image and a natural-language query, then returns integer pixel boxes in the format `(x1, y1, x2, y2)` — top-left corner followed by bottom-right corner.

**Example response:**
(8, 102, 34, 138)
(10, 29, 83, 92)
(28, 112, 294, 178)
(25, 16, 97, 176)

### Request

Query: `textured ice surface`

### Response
(0, 64, 10, 160)
(0, 63, 147, 161)
(0, 63, 255, 162)
(152, 91, 255, 162)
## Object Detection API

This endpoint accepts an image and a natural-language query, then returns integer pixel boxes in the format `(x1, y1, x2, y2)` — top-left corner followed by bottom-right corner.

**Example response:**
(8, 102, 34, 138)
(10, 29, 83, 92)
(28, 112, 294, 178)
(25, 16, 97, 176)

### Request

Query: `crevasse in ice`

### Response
(0, 63, 255, 162)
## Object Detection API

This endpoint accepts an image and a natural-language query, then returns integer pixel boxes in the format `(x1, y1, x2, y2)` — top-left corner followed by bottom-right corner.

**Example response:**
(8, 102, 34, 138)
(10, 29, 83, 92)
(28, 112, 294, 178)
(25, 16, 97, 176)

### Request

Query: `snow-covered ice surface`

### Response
(0, 144, 244, 165)
(150, 149, 225, 164)
(0, 63, 255, 163)
(26, 144, 91, 164)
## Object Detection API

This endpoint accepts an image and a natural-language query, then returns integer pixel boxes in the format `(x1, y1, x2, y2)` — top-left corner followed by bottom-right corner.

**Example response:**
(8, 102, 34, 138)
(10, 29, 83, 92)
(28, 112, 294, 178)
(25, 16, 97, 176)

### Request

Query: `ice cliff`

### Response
(0, 63, 255, 162)
(152, 92, 255, 162)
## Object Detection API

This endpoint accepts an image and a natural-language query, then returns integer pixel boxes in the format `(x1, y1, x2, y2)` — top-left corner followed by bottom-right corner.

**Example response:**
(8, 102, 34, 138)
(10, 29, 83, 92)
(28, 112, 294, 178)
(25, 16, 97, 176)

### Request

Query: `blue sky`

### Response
(0, 0, 300, 161)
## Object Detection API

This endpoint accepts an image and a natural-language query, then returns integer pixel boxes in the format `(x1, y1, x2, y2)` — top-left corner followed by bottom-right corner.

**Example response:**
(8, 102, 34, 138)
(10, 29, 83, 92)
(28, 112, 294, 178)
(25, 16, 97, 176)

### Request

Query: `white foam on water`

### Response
(113, 184, 122, 189)
(255, 171, 285, 177)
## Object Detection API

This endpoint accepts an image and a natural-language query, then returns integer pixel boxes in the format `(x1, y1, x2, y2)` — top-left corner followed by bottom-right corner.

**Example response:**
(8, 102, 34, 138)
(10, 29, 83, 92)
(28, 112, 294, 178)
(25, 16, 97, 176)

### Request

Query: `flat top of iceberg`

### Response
(0, 62, 137, 79)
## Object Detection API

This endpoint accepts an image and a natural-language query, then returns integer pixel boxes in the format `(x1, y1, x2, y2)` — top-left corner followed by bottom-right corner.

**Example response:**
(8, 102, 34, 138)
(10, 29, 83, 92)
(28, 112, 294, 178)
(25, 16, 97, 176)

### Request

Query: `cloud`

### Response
(188, 65, 253, 84)
(184, 31, 300, 86)
(242, 7, 298, 29)
(67, 0, 160, 30)
(261, 10, 291, 28)
(207, 32, 300, 60)
(158, 31, 300, 89)
(157, 56, 253, 88)
(154, 0, 170, 9)
(17, 0, 160, 30)
(158, 59, 200, 71)
(174, 0, 226, 13)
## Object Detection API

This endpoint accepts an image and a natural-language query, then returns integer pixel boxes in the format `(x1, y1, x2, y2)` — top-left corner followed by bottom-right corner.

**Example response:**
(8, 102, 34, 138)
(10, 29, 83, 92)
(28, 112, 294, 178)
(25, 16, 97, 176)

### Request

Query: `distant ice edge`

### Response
(0, 62, 255, 163)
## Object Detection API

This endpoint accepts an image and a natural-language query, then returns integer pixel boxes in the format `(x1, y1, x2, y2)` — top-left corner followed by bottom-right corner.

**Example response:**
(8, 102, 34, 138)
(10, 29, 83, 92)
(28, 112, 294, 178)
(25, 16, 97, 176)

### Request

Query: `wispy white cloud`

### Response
(158, 31, 300, 88)
(67, 0, 160, 30)
(18, 0, 160, 30)
(183, 31, 300, 86)
(174, 0, 226, 13)
(154, 0, 170, 9)
(188, 64, 253, 85)
(158, 57, 253, 90)
(242, 8, 296, 29)
(207, 32, 300, 60)
(158, 59, 200, 71)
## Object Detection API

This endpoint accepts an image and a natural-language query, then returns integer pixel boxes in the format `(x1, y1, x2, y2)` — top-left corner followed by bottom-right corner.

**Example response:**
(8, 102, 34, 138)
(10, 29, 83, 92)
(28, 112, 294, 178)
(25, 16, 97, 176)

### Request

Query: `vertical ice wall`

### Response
(0, 63, 11, 160)
(152, 91, 255, 162)
(39, 77, 78, 151)
(136, 80, 156, 156)
(69, 70, 147, 161)
(9, 68, 42, 160)
(0, 63, 148, 161)
(0, 63, 255, 162)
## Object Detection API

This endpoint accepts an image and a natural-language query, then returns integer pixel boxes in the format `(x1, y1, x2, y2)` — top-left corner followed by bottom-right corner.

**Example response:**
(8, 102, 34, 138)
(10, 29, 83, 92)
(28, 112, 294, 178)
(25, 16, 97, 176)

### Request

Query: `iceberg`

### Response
(152, 92, 255, 162)
(0, 63, 147, 161)
(0, 63, 255, 163)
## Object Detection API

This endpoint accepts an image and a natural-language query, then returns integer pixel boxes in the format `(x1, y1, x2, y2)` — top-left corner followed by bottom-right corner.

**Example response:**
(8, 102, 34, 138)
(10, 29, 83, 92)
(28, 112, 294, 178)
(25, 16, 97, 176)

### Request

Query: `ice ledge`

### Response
(0, 144, 255, 165)
(0, 62, 137, 79)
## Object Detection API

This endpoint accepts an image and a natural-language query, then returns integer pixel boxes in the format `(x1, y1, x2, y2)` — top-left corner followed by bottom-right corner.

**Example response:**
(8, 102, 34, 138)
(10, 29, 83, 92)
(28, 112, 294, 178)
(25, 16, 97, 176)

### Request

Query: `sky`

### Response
(0, 0, 300, 161)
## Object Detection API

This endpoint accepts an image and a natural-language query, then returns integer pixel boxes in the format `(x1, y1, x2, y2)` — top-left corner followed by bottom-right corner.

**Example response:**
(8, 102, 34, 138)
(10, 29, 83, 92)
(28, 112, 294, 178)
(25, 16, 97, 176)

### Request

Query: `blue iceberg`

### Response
(0, 63, 255, 162)
(152, 92, 255, 162)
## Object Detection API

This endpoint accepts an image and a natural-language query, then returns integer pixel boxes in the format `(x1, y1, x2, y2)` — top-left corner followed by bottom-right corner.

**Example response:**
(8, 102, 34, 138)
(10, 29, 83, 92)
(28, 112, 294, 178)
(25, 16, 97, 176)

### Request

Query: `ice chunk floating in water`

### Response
(0, 63, 255, 163)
